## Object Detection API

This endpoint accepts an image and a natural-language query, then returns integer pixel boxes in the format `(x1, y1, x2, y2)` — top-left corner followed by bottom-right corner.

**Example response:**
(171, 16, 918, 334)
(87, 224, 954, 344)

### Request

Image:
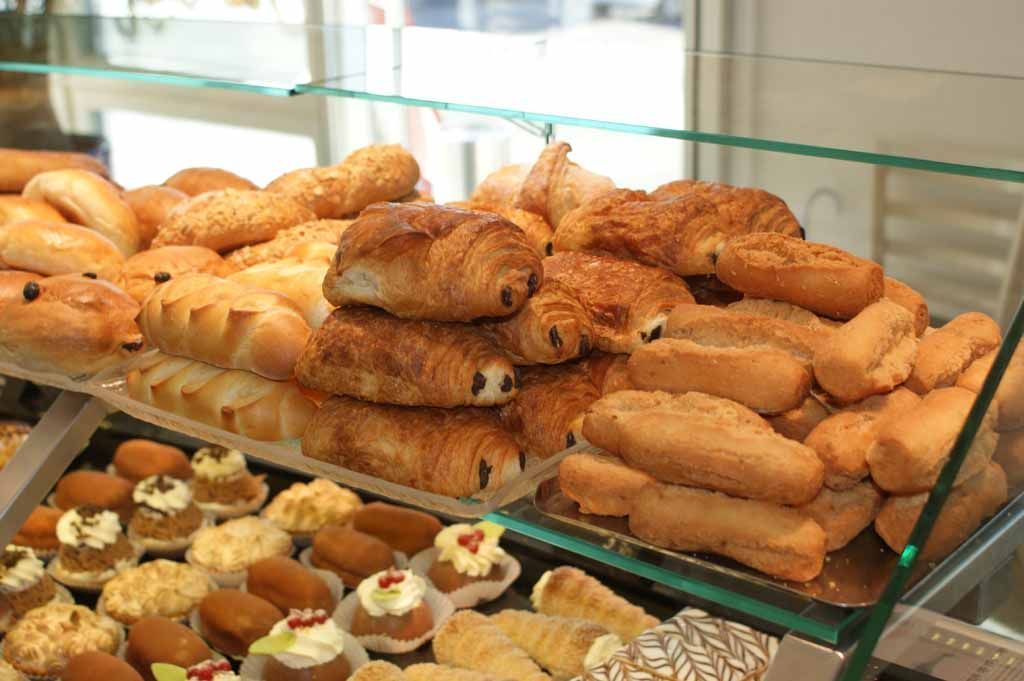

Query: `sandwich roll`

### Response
(726, 297, 841, 333)
(797, 482, 883, 551)
(0, 220, 125, 280)
(0, 147, 108, 192)
(884, 277, 929, 336)
(227, 259, 333, 328)
(629, 482, 827, 582)
(583, 390, 824, 505)
(666, 304, 822, 365)
(905, 312, 1001, 394)
(163, 167, 257, 196)
(137, 273, 311, 380)
(767, 395, 830, 441)
(0, 195, 64, 224)
(123, 185, 188, 249)
(115, 245, 235, 304)
(994, 430, 1024, 489)
(957, 349, 1024, 431)
(558, 452, 655, 517)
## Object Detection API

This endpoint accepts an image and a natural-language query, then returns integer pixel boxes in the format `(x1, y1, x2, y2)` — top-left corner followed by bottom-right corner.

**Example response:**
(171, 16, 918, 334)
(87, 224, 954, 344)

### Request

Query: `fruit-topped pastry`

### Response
(0, 545, 58, 628)
(190, 446, 267, 519)
(350, 568, 432, 641)
(51, 505, 139, 588)
(248, 608, 350, 681)
(426, 521, 508, 593)
(129, 475, 205, 555)
(152, 659, 242, 681)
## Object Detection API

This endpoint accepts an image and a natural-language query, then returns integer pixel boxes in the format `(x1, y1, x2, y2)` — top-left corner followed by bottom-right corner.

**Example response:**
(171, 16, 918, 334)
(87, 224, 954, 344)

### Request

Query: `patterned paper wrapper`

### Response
(0, 584, 73, 634)
(127, 513, 214, 560)
(184, 543, 294, 589)
(298, 546, 409, 577)
(194, 482, 269, 521)
(241, 567, 345, 611)
(408, 547, 521, 609)
(238, 629, 369, 679)
(46, 542, 145, 594)
(333, 585, 455, 654)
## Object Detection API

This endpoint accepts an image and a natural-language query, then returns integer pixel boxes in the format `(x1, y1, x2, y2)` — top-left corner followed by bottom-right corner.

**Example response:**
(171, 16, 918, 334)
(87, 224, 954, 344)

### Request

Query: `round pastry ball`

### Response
(112, 439, 192, 483)
(350, 601, 433, 641)
(263, 655, 351, 681)
(426, 559, 504, 593)
(54, 470, 134, 521)
(246, 556, 333, 612)
(12, 505, 63, 552)
(198, 590, 283, 657)
(126, 616, 211, 681)
(61, 651, 143, 681)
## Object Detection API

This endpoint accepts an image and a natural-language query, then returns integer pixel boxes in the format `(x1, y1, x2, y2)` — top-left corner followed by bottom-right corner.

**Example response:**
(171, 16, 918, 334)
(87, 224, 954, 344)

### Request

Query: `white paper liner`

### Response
(96, 576, 218, 627)
(408, 547, 521, 609)
(298, 546, 408, 585)
(241, 568, 344, 610)
(46, 542, 144, 593)
(0, 584, 73, 634)
(184, 543, 294, 589)
(333, 585, 455, 654)
(0, 615, 124, 681)
(127, 513, 213, 559)
(195, 482, 269, 520)
(238, 629, 369, 679)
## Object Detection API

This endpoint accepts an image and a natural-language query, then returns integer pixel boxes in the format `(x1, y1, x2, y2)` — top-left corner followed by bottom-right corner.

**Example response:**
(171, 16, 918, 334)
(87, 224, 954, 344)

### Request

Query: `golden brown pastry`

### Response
(349, 661, 407, 681)
(0, 220, 125, 280)
(884, 277, 929, 336)
(995, 430, 1024, 488)
(285, 240, 338, 265)
(310, 525, 394, 588)
(767, 396, 830, 441)
(197, 589, 283, 657)
(867, 387, 998, 494)
(0, 421, 30, 470)
(797, 482, 883, 551)
(54, 470, 135, 521)
(583, 390, 823, 505)
(228, 260, 333, 328)
(905, 312, 1001, 394)
(22, 169, 140, 255)
(111, 439, 192, 482)
(323, 202, 542, 321)
(163, 167, 257, 196)
(63, 651, 143, 681)
(515, 142, 615, 228)
(460, 203, 554, 256)
(3, 603, 121, 679)
(223, 219, 352, 269)
(433, 610, 551, 681)
(957, 349, 1024, 431)
(125, 616, 211, 681)
(138, 273, 310, 380)
(498, 363, 600, 458)
(0, 148, 108, 192)
(470, 164, 529, 211)
(296, 307, 517, 407)
(813, 300, 918, 404)
(650, 179, 802, 238)
(125, 352, 316, 441)
(352, 502, 442, 556)
(726, 297, 841, 333)
(715, 233, 884, 319)
(630, 482, 827, 582)
(805, 388, 921, 490)
(543, 251, 694, 353)
(12, 506, 62, 553)
(266, 144, 419, 218)
(583, 353, 633, 394)
(302, 396, 524, 498)
(529, 566, 658, 640)
(115, 245, 235, 304)
(406, 664, 508, 681)
(0, 195, 64, 224)
(0, 272, 143, 376)
(122, 185, 188, 249)
(558, 452, 655, 517)
(874, 462, 1006, 561)
(480, 280, 594, 365)
(491, 610, 621, 681)
(667, 303, 823, 364)
(152, 189, 316, 252)
(245, 556, 334, 612)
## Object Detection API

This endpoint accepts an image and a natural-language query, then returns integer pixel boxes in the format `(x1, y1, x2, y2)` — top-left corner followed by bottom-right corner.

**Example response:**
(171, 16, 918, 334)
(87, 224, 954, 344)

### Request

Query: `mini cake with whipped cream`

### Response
(350, 568, 432, 641)
(0, 545, 58, 627)
(51, 505, 138, 589)
(426, 522, 508, 594)
(191, 446, 267, 519)
(158, 660, 241, 681)
(129, 475, 206, 555)
(248, 609, 350, 681)
(261, 479, 362, 540)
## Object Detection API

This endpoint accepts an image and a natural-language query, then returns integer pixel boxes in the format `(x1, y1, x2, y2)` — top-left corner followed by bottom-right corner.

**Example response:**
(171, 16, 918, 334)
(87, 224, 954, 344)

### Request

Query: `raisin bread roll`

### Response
(116, 246, 235, 304)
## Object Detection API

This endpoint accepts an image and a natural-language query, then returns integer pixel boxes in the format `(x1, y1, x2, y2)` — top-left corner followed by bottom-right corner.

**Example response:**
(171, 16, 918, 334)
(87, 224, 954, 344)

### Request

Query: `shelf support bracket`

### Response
(506, 118, 554, 143)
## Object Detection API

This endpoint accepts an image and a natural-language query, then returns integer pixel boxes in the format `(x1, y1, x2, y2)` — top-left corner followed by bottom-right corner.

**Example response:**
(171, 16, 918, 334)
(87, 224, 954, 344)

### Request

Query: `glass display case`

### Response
(2, 10, 1023, 681)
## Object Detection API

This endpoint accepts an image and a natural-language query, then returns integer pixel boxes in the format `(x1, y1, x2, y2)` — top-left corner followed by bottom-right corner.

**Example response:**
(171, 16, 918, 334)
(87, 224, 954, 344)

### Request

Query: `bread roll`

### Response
(0, 272, 143, 376)
(584, 353, 632, 395)
(224, 219, 352, 269)
(957, 349, 1024, 431)
(874, 462, 1006, 561)
(767, 396, 830, 441)
(0, 195, 63, 224)
(163, 167, 256, 196)
(137, 273, 311, 380)
(884, 277, 929, 336)
(227, 260, 332, 328)
(715, 233, 883, 320)
(994, 430, 1024, 488)
(0, 220, 125, 280)
(286, 240, 338, 265)
(123, 185, 188, 249)
(583, 390, 824, 505)
(805, 388, 921, 490)
(302, 396, 524, 498)
(666, 304, 823, 365)
(115, 246, 235, 304)
(797, 482, 883, 551)
(153, 189, 316, 252)
(906, 312, 1001, 394)
(866, 387, 997, 494)
(352, 502, 442, 556)
(0, 148, 108, 192)
(726, 297, 841, 333)
(558, 452, 655, 517)
(111, 439, 192, 483)
(125, 352, 316, 441)
(813, 300, 918, 404)
(629, 482, 827, 582)
(470, 164, 528, 211)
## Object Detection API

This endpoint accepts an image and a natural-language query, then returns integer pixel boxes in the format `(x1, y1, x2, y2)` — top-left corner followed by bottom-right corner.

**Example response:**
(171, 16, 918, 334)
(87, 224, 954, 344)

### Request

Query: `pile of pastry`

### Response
(0, 435, 661, 680)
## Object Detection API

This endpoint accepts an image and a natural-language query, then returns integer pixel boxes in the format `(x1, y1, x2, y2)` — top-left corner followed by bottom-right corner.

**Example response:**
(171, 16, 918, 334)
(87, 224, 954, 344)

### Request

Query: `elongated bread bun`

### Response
(227, 260, 332, 328)
(767, 395, 830, 442)
(994, 430, 1024, 488)
(727, 297, 841, 333)
(797, 482, 883, 551)
(884, 277, 929, 336)
(163, 167, 257, 196)
(558, 452, 654, 517)
(286, 240, 338, 265)
(116, 246, 235, 304)
(123, 185, 188, 249)
(22, 169, 140, 255)
(0, 220, 125, 280)
(0, 195, 64, 225)
(0, 148, 108, 192)
(905, 312, 1001, 394)
(224, 219, 352, 269)
(957, 349, 1024, 431)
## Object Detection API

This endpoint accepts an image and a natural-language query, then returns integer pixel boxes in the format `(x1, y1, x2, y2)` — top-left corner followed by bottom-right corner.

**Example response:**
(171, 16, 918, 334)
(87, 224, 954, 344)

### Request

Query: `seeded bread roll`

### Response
(0, 148, 108, 192)
(163, 167, 257, 196)
(0, 220, 125, 280)
(957, 349, 1024, 431)
(905, 312, 1001, 394)
(115, 246, 235, 304)
(797, 482, 883, 551)
(558, 452, 655, 517)
(884, 277, 929, 336)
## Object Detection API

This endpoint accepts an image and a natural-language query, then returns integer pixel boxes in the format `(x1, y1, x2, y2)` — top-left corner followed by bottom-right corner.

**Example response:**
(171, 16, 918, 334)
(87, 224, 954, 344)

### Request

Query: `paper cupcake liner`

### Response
(0, 615, 124, 681)
(46, 543, 144, 593)
(241, 568, 344, 610)
(0, 584, 74, 634)
(96, 576, 218, 627)
(195, 482, 269, 521)
(127, 514, 214, 559)
(298, 546, 408, 582)
(333, 585, 455, 654)
(238, 630, 369, 679)
(184, 543, 294, 589)
(408, 548, 521, 609)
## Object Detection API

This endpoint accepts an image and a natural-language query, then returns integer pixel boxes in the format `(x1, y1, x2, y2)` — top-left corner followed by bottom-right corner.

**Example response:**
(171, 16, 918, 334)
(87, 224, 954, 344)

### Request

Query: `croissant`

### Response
(125, 352, 316, 441)
(324, 202, 542, 321)
(266, 144, 419, 219)
(651, 179, 803, 238)
(480, 280, 594, 365)
(491, 610, 620, 681)
(224, 219, 352, 269)
(470, 164, 529, 210)
(544, 252, 694, 353)
(584, 353, 633, 395)
(498, 364, 600, 458)
(455, 201, 554, 257)
(530, 566, 658, 641)
(405, 665, 508, 681)
(301, 396, 524, 497)
(516, 142, 615, 228)
(137, 273, 311, 380)
(433, 611, 551, 681)
(296, 307, 518, 407)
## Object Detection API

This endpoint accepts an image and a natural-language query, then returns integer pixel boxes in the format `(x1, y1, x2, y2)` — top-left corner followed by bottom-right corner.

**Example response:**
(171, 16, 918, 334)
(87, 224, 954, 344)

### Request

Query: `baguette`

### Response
(797, 482, 883, 551)
(583, 390, 824, 505)
(227, 260, 333, 328)
(866, 387, 998, 494)
(0, 220, 125, 280)
(715, 233, 883, 319)
(957, 349, 1024, 431)
(163, 167, 257, 196)
(905, 312, 1001, 394)
(0, 148, 108, 192)
(874, 462, 1006, 562)
(884, 277, 929, 336)
(0, 195, 64, 224)
(767, 396, 830, 441)
(224, 219, 352, 269)
(813, 300, 918, 404)
(137, 273, 311, 380)
(115, 245, 235, 304)
(22, 169, 140, 255)
(558, 452, 655, 517)
(125, 352, 316, 441)
(994, 430, 1024, 489)
(123, 185, 188, 249)
(629, 482, 827, 582)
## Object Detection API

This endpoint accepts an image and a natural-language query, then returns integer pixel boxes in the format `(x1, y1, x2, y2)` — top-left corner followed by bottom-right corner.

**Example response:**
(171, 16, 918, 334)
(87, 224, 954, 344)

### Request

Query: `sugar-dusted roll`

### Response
(0, 219, 125, 280)
(163, 166, 257, 196)
(905, 312, 1001, 394)
(957, 349, 1024, 431)
(115, 245, 235, 304)
(0, 147, 108, 192)
(884, 277, 929, 336)
(227, 259, 333, 328)
(0, 195, 64, 224)
(433, 611, 551, 681)
(123, 185, 188, 249)
(797, 482, 883, 551)
(558, 452, 655, 517)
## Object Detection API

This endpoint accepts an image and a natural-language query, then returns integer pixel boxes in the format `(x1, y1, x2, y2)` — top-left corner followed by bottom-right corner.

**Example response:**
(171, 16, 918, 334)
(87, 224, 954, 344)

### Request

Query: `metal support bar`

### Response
(506, 118, 554, 143)
(0, 391, 108, 545)
(763, 633, 850, 681)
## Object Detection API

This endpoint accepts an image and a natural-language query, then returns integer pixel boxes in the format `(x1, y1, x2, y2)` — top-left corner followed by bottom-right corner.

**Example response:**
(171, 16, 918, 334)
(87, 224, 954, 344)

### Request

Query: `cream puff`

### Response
(249, 609, 351, 681)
